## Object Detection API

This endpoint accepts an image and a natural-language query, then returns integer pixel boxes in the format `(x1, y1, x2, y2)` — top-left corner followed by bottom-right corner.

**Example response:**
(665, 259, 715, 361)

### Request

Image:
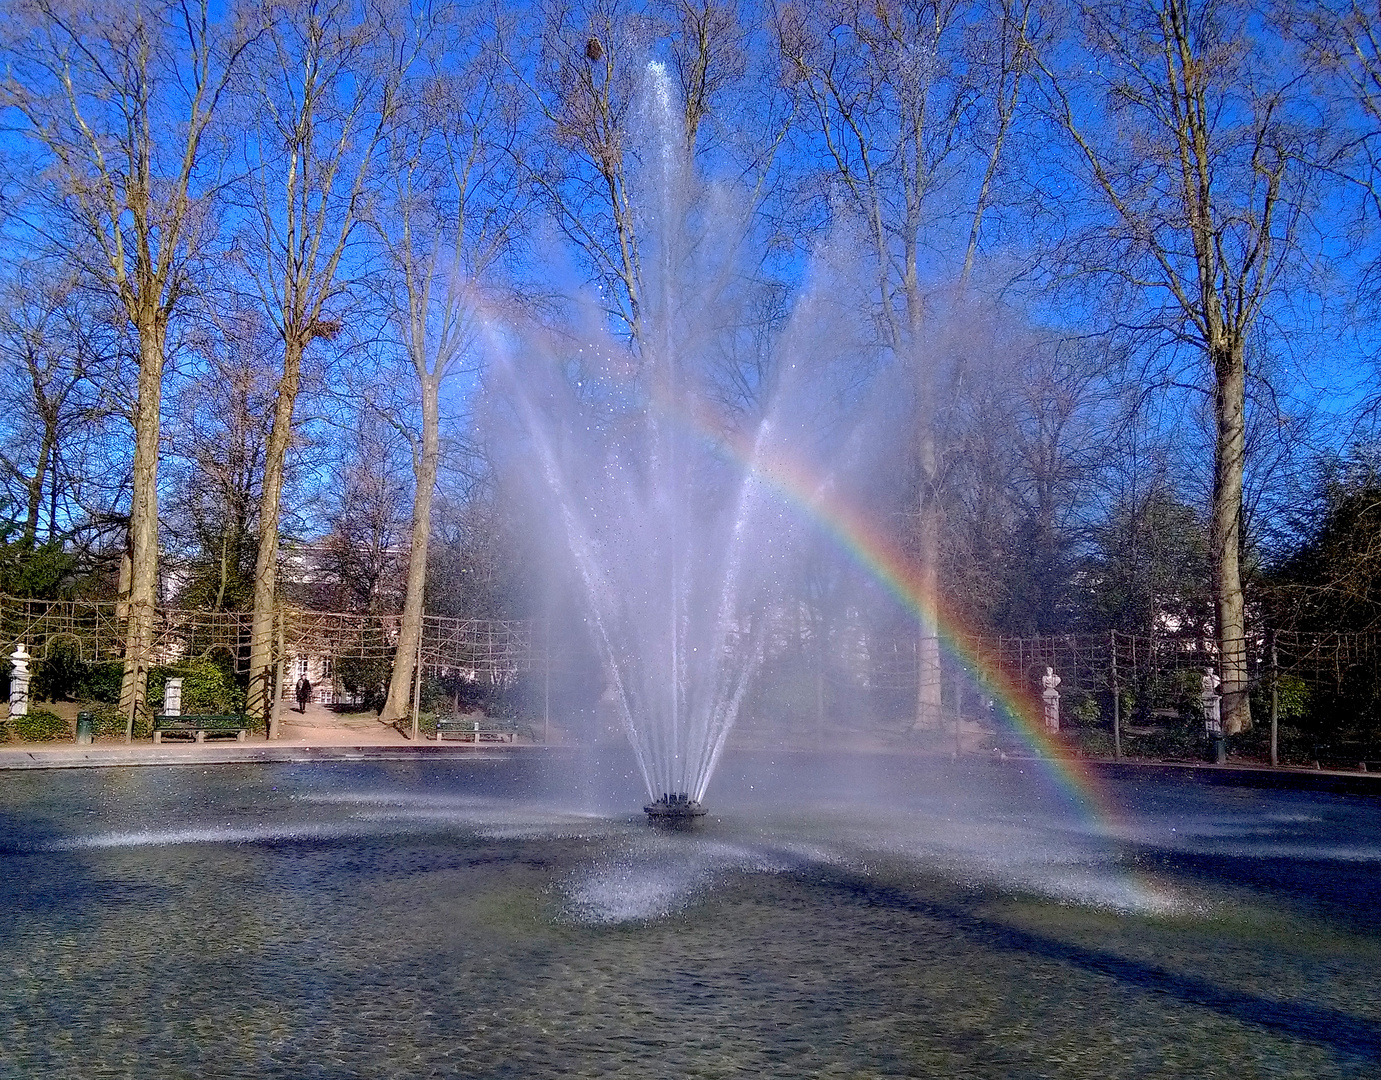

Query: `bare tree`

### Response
(934, 316, 1111, 636)
(0, 267, 103, 550)
(1034, 0, 1321, 732)
(511, 0, 647, 338)
(373, 14, 528, 724)
(775, 0, 1040, 728)
(1, 0, 250, 736)
(510, 0, 773, 343)
(308, 412, 412, 616)
(1003, 339, 1110, 631)
(234, 0, 421, 735)
(1290, 1, 1381, 221)
(162, 309, 276, 612)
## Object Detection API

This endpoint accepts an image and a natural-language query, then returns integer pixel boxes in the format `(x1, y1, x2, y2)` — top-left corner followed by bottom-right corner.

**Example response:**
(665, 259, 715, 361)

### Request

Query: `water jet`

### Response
(493, 60, 811, 819)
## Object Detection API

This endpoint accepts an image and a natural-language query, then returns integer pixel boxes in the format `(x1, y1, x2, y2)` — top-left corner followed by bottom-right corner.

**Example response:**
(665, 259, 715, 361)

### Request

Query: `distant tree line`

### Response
(2, 0, 1381, 742)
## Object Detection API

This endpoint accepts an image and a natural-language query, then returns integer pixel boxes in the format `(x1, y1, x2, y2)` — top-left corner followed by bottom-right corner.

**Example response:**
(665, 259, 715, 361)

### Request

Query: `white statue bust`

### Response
(10, 643, 29, 677)
(1041, 666, 1061, 695)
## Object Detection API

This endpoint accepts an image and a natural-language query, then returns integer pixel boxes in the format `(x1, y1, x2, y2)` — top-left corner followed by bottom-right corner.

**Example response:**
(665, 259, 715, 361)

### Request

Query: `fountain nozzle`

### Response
(643, 792, 707, 826)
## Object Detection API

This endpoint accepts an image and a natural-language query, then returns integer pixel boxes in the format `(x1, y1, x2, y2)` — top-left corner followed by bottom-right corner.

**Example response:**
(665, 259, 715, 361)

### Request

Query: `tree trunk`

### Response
(382, 373, 440, 723)
(119, 321, 167, 740)
(23, 418, 56, 550)
(247, 338, 303, 737)
(916, 427, 943, 730)
(1212, 337, 1251, 734)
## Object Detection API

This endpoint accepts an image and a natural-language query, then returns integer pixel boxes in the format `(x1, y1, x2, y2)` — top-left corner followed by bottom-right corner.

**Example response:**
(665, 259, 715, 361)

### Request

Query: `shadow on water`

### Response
(1137, 847, 1381, 934)
(0, 807, 175, 934)
(817, 868, 1381, 1065)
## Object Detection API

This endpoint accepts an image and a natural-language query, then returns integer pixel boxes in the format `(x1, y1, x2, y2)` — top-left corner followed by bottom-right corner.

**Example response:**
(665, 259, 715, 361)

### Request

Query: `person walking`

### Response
(295, 674, 312, 713)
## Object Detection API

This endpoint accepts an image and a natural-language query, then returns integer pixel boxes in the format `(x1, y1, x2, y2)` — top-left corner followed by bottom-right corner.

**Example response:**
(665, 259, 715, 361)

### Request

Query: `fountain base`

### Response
(643, 793, 707, 826)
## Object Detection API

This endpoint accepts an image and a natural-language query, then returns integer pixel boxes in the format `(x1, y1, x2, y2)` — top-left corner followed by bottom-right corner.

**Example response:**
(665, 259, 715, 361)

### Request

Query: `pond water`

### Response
(1, 750, 1378, 1078)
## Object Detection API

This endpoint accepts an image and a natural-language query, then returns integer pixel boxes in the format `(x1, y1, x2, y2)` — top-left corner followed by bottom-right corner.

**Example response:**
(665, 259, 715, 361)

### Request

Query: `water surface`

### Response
(1, 751, 1377, 1077)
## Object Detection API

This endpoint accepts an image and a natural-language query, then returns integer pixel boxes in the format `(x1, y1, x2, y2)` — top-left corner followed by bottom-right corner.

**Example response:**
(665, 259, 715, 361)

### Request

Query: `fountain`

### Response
(0, 53, 1375, 1080)
(491, 62, 821, 822)
(642, 790, 707, 825)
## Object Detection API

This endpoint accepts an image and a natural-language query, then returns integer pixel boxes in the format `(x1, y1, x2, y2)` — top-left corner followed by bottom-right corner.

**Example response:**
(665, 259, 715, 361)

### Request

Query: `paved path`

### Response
(3, 706, 1378, 795)
(278, 701, 413, 745)
(0, 702, 538, 770)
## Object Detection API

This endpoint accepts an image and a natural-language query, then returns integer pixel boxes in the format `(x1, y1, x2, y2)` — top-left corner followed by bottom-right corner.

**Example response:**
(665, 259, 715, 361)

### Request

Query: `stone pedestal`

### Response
(163, 677, 183, 717)
(1040, 667, 1061, 734)
(1200, 669, 1222, 734)
(9, 644, 30, 718)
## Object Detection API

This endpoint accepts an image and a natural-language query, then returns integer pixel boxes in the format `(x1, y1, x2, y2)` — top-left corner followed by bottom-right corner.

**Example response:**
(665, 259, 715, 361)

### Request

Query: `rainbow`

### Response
(686, 395, 1186, 911)
(687, 407, 1125, 827)
(701, 416, 1190, 915)
(717, 429, 1190, 921)
(485, 315, 1187, 912)
(481, 308, 1187, 912)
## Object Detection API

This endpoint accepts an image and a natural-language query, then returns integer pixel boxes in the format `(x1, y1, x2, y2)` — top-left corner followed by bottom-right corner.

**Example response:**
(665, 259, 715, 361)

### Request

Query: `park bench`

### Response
(435, 716, 516, 743)
(1310, 743, 1381, 772)
(153, 714, 249, 744)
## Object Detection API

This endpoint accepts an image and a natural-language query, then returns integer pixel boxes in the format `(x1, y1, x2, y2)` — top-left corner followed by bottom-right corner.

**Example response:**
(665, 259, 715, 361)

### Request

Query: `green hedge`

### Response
(80, 702, 152, 740)
(80, 662, 125, 704)
(148, 657, 244, 715)
(29, 647, 246, 719)
(9, 708, 69, 742)
(29, 641, 124, 704)
(5, 705, 150, 742)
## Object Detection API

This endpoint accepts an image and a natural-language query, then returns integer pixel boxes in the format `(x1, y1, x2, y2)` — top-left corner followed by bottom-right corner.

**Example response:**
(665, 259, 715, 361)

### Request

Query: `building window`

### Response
(297, 656, 308, 679)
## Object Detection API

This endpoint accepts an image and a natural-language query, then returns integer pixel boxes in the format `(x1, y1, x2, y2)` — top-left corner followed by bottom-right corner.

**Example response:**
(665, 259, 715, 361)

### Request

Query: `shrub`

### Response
(148, 657, 244, 715)
(77, 661, 124, 704)
(391, 710, 440, 738)
(1123, 716, 1207, 761)
(1070, 727, 1114, 757)
(337, 652, 390, 712)
(10, 708, 69, 742)
(88, 703, 127, 738)
(1063, 689, 1103, 727)
(71, 704, 152, 740)
(31, 639, 86, 701)
(1249, 674, 1310, 726)
(27, 647, 124, 705)
(1172, 669, 1211, 721)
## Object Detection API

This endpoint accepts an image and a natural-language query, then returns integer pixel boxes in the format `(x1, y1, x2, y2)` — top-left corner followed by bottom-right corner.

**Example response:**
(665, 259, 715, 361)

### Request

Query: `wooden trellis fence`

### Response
(0, 597, 543, 684)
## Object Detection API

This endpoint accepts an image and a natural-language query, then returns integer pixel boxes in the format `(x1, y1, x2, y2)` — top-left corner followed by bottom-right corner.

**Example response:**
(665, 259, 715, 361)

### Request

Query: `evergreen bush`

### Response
(337, 651, 390, 712)
(31, 639, 85, 701)
(26, 646, 124, 705)
(10, 708, 68, 742)
(78, 662, 125, 704)
(1063, 689, 1103, 727)
(147, 657, 244, 715)
(89, 703, 126, 738)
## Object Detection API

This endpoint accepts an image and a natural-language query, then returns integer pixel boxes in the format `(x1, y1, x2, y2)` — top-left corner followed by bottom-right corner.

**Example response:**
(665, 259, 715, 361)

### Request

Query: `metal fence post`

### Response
(411, 623, 422, 742)
(269, 616, 284, 740)
(953, 669, 962, 757)
(1111, 629, 1121, 760)
(543, 611, 551, 745)
(1270, 631, 1279, 768)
